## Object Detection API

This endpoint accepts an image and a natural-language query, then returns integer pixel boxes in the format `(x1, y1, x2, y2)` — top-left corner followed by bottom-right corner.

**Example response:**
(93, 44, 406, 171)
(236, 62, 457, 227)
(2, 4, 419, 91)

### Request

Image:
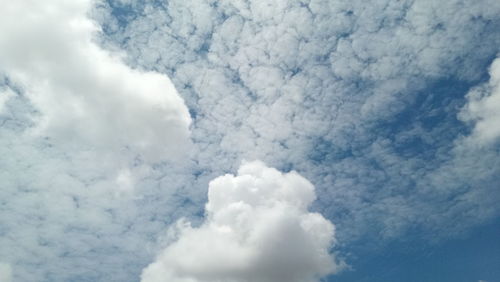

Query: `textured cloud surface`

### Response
(142, 161, 340, 282)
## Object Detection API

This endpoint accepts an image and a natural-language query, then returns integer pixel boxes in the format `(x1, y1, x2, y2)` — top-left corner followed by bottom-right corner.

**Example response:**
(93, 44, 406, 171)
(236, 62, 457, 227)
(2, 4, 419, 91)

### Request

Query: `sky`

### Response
(0, 0, 499, 281)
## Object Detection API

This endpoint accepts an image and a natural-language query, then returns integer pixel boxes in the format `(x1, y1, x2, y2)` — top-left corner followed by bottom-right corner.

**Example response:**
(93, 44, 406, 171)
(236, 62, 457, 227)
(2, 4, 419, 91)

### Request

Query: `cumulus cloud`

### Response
(460, 57, 500, 145)
(141, 161, 341, 282)
(1, 0, 500, 281)
(0, 0, 191, 162)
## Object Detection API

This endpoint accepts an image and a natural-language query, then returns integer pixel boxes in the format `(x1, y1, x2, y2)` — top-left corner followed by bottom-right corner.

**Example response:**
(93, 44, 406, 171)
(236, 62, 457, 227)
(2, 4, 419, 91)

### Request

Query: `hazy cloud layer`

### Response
(141, 161, 340, 282)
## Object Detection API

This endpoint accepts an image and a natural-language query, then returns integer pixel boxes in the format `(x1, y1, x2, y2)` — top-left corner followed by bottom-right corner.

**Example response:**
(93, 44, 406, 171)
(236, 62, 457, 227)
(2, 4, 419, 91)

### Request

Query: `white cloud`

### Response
(141, 161, 341, 282)
(460, 57, 500, 145)
(1, 0, 499, 280)
(0, 0, 191, 162)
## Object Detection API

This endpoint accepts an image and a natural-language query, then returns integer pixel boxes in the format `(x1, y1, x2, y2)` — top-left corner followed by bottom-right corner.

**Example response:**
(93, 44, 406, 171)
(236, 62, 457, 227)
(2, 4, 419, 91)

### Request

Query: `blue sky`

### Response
(333, 222, 500, 282)
(1, 0, 500, 281)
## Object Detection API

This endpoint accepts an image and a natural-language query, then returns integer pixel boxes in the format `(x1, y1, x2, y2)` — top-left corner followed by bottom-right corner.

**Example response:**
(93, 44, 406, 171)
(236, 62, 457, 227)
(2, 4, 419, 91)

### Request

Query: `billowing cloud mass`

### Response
(141, 161, 340, 282)
(0, 0, 191, 162)
(460, 57, 500, 145)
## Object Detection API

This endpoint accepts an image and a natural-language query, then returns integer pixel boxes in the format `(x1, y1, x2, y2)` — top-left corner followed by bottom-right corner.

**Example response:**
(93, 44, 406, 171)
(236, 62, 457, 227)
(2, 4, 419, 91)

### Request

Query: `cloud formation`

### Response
(0, 263, 12, 282)
(95, 0, 500, 243)
(0, 0, 192, 281)
(0, 0, 191, 162)
(141, 161, 340, 282)
(1, 0, 499, 281)
(460, 57, 500, 145)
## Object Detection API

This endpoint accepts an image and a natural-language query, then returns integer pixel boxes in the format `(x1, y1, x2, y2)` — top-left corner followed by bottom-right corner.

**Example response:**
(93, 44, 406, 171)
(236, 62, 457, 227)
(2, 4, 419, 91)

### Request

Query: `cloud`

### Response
(460, 57, 500, 145)
(0, 263, 12, 282)
(0, 0, 191, 162)
(0, 87, 15, 114)
(0, 0, 194, 281)
(141, 161, 341, 282)
(95, 0, 500, 244)
(1, 0, 499, 281)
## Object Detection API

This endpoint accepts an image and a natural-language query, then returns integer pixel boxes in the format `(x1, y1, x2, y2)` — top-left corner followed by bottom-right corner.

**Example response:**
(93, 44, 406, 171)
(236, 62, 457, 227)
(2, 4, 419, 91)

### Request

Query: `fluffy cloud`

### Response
(141, 161, 341, 282)
(0, 87, 15, 113)
(460, 57, 500, 145)
(0, 0, 191, 162)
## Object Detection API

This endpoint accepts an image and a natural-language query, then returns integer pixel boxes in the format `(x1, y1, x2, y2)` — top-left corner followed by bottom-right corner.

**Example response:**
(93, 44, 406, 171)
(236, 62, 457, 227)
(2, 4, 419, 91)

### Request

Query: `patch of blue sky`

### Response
(330, 220, 500, 282)
(103, 0, 144, 28)
(374, 78, 474, 160)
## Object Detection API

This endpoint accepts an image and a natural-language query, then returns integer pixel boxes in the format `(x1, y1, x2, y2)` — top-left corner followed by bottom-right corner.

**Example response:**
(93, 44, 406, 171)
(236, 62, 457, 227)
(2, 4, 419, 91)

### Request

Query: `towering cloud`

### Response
(141, 161, 341, 282)
(0, 0, 191, 162)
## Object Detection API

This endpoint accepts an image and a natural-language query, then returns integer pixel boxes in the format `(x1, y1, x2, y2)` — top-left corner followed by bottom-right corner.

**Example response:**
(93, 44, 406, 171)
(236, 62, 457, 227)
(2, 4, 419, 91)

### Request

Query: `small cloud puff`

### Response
(460, 57, 500, 145)
(141, 161, 341, 282)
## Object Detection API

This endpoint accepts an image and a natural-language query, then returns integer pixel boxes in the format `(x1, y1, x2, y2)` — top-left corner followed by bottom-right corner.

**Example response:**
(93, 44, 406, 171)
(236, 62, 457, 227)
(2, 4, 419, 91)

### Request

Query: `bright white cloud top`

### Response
(0, 0, 191, 162)
(141, 161, 340, 282)
(460, 57, 500, 145)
